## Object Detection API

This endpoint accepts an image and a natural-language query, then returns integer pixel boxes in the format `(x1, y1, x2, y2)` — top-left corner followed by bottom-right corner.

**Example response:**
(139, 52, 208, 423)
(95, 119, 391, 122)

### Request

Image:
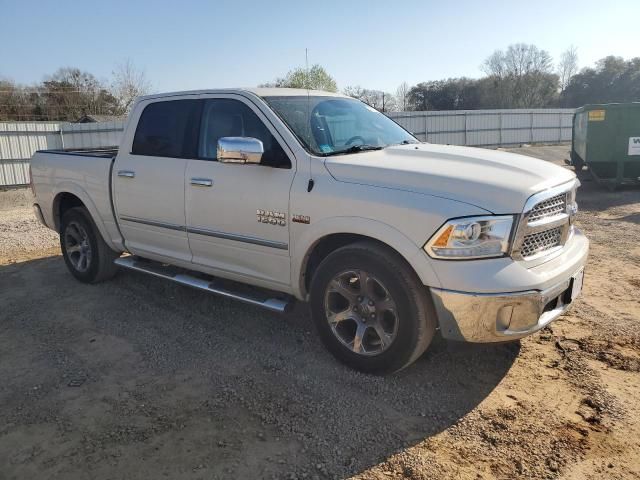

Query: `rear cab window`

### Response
(132, 99, 201, 158)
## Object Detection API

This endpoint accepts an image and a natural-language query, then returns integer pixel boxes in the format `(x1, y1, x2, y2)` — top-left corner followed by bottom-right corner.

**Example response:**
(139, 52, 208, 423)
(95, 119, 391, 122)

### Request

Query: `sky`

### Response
(1, 0, 638, 93)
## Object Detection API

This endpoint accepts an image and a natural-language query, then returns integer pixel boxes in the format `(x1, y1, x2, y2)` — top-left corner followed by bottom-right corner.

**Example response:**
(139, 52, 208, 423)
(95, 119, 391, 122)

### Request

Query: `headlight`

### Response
(424, 215, 514, 259)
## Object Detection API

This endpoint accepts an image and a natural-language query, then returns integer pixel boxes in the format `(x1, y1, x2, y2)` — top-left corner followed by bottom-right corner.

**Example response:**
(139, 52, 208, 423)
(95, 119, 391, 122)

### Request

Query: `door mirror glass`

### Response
(217, 137, 264, 164)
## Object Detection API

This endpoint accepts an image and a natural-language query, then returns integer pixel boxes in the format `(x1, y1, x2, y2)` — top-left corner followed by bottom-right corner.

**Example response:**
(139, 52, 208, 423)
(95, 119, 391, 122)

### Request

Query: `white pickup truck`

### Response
(30, 88, 589, 373)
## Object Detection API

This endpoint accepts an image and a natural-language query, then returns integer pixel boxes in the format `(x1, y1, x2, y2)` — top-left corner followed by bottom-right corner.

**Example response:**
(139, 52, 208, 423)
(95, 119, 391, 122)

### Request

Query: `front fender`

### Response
(291, 216, 442, 300)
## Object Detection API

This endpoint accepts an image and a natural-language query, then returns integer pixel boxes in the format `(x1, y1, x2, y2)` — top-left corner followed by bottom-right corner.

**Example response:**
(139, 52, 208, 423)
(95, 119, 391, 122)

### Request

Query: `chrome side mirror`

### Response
(217, 137, 264, 164)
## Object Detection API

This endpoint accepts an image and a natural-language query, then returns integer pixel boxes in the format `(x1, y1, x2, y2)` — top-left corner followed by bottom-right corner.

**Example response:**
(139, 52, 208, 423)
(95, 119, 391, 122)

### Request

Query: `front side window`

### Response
(199, 99, 291, 168)
(263, 96, 418, 156)
(132, 99, 200, 158)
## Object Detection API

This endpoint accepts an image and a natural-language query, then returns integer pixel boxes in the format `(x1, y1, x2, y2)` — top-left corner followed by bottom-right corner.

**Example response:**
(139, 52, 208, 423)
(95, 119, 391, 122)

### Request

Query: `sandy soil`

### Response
(0, 145, 639, 479)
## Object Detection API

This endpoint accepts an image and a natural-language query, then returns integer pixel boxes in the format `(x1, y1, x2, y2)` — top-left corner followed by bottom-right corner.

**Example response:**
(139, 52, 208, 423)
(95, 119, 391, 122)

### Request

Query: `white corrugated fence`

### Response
(0, 121, 125, 186)
(0, 109, 574, 187)
(386, 109, 574, 145)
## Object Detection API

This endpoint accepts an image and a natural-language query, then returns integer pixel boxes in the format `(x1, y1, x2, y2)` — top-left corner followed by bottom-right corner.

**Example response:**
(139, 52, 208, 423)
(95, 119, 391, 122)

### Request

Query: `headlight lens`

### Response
(424, 215, 514, 259)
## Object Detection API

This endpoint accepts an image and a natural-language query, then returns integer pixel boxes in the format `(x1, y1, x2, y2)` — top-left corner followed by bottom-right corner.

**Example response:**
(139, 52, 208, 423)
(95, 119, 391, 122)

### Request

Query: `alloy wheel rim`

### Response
(64, 221, 92, 273)
(324, 269, 399, 356)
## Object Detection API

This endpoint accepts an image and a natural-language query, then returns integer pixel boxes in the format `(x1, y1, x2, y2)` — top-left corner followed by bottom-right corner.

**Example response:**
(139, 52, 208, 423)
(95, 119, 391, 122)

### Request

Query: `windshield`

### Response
(263, 96, 418, 156)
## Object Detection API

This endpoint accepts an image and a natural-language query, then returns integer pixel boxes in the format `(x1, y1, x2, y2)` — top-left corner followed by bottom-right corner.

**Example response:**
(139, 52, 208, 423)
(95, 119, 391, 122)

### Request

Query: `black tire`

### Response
(60, 207, 120, 283)
(309, 241, 436, 374)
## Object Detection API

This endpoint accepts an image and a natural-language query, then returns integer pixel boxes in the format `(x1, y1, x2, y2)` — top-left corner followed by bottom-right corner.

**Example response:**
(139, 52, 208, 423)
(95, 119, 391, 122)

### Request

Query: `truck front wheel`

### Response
(309, 241, 436, 374)
(60, 207, 120, 283)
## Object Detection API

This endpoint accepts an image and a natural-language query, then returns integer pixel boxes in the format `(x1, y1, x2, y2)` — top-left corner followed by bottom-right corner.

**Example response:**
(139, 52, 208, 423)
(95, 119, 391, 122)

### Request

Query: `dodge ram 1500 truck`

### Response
(30, 88, 589, 373)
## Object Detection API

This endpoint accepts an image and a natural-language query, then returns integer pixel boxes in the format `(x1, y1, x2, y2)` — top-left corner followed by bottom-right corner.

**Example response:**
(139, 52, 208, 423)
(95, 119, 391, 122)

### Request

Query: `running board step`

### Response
(114, 256, 294, 313)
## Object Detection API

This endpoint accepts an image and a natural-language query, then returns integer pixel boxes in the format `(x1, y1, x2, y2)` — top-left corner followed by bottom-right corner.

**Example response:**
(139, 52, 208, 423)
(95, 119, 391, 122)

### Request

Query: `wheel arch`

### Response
(51, 183, 120, 252)
(53, 192, 84, 231)
(293, 217, 441, 300)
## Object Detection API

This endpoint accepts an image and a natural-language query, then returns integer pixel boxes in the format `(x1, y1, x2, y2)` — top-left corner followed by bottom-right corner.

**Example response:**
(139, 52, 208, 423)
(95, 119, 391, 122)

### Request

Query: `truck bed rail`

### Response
(36, 147, 118, 158)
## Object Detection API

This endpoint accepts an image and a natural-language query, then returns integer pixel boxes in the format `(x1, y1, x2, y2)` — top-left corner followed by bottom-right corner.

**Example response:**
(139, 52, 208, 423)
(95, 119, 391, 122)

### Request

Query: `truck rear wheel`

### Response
(309, 241, 436, 374)
(60, 207, 120, 283)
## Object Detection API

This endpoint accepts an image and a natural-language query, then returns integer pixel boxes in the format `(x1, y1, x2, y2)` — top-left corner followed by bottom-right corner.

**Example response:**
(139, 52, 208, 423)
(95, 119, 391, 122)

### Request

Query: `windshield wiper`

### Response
(320, 145, 384, 156)
(387, 140, 419, 147)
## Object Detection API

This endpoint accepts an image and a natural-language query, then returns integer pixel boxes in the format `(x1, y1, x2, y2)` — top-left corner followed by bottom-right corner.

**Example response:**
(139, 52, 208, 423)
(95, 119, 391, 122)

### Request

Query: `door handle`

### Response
(190, 178, 213, 187)
(117, 170, 135, 178)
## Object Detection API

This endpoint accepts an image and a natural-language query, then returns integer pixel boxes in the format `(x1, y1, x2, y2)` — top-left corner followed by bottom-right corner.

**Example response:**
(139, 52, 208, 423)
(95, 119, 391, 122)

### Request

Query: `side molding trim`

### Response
(187, 226, 288, 250)
(119, 215, 185, 232)
(118, 216, 288, 250)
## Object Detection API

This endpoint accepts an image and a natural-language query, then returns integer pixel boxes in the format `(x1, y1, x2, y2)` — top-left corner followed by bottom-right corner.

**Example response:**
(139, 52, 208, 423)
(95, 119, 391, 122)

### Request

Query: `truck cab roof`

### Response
(136, 88, 349, 103)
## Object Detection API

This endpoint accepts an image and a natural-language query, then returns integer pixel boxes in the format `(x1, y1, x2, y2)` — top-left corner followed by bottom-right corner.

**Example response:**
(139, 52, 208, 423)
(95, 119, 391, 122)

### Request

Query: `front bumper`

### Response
(430, 230, 589, 343)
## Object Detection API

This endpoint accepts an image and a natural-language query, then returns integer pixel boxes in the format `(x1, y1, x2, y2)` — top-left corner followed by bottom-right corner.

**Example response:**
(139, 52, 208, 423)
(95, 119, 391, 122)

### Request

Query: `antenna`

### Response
(305, 48, 310, 90)
(306, 48, 315, 192)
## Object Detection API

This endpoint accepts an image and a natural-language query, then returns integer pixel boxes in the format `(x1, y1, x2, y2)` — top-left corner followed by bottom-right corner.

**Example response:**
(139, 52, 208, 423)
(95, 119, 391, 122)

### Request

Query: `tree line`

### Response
(0, 60, 151, 121)
(262, 44, 640, 112)
(2, 44, 639, 121)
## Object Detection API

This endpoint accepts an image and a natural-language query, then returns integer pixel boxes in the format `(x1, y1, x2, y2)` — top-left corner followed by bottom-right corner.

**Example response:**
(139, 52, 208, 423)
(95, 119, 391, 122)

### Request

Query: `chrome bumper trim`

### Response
(431, 270, 582, 343)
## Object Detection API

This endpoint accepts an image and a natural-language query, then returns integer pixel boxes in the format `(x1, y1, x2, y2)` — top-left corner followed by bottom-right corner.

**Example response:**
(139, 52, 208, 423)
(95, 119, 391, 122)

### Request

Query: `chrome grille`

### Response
(527, 193, 566, 223)
(520, 227, 563, 258)
(513, 180, 578, 261)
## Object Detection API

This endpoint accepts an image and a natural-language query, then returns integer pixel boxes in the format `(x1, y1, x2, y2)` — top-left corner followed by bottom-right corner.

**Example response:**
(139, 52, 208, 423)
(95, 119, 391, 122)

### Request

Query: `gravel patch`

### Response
(1, 146, 640, 479)
(0, 206, 59, 264)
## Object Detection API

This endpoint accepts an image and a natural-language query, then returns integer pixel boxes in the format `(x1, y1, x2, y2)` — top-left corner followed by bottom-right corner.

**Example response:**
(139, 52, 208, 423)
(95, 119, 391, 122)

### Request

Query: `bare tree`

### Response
(0, 79, 33, 121)
(42, 67, 117, 120)
(381, 92, 398, 112)
(343, 85, 366, 101)
(111, 59, 152, 115)
(343, 86, 396, 112)
(558, 46, 579, 92)
(396, 82, 409, 111)
(481, 43, 558, 107)
(1, 69, 119, 121)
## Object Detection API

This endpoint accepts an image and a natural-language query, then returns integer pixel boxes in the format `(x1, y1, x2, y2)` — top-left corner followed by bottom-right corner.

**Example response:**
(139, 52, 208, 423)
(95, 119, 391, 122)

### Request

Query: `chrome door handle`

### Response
(190, 178, 213, 187)
(117, 170, 135, 178)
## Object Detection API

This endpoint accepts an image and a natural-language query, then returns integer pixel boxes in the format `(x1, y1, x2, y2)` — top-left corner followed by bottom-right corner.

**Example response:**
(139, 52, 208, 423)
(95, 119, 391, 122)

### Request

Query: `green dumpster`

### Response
(570, 103, 640, 189)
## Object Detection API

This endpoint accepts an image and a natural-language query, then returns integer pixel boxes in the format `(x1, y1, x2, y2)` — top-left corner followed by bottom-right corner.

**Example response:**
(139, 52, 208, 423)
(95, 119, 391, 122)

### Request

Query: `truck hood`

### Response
(324, 143, 575, 213)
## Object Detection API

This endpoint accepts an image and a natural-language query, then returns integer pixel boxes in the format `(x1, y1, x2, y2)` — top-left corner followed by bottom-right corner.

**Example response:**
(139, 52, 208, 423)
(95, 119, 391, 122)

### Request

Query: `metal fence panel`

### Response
(502, 128, 531, 145)
(501, 112, 532, 129)
(429, 131, 466, 145)
(387, 108, 575, 148)
(0, 108, 575, 187)
(60, 121, 126, 150)
(0, 121, 125, 187)
(467, 129, 500, 146)
(0, 159, 30, 186)
(389, 113, 425, 139)
(426, 113, 465, 143)
(0, 122, 62, 161)
(0, 122, 64, 187)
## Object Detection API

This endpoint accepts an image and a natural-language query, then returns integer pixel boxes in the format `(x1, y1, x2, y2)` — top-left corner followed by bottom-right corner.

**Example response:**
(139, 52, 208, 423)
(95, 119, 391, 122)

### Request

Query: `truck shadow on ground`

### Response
(0, 256, 519, 479)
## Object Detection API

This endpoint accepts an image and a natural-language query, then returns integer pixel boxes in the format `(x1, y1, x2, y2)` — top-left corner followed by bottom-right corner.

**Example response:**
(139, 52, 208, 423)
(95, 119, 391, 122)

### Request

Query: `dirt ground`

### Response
(0, 145, 639, 480)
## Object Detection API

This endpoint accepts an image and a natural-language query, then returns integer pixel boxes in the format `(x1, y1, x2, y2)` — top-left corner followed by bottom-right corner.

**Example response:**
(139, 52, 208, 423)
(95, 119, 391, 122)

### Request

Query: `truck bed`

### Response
(30, 147, 123, 251)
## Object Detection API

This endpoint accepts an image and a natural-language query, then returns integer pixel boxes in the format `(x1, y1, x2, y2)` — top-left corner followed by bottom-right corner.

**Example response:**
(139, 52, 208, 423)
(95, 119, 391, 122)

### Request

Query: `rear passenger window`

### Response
(132, 100, 200, 158)
(199, 99, 291, 168)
